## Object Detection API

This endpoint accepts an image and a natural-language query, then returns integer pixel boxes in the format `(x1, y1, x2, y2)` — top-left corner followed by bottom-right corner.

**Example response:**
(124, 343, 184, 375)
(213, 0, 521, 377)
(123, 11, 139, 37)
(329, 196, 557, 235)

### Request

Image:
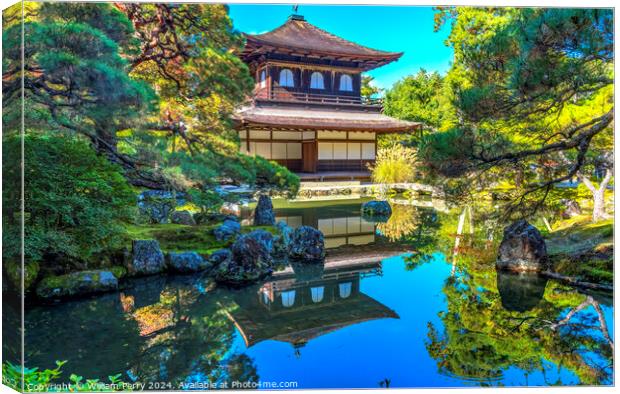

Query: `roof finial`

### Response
(290, 4, 304, 21)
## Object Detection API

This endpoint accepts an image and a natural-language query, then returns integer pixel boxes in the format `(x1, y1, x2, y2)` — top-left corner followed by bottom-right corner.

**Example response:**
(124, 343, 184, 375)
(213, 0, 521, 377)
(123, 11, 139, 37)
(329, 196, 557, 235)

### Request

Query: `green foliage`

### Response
(3, 261, 40, 291)
(3, 4, 155, 134)
(360, 75, 381, 101)
(2, 361, 129, 392)
(425, 7, 614, 217)
(2, 134, 135, 268)
(369, 144, 418, 184)
(416, 128, 476, 178)
(249, 156, 300, 196)
(384, 69, 456, 131)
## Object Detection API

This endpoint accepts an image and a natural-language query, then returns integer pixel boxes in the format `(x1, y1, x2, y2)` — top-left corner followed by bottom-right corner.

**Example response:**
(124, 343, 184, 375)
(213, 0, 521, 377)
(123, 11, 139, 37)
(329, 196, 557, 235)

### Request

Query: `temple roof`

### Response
(241, 15, 402, 71)
(235, 105, 421, 132)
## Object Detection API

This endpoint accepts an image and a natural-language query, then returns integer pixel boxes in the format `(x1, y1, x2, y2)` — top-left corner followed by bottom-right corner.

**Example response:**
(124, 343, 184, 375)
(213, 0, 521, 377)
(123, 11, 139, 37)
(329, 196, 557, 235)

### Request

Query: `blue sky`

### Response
(228, 4, 453, 91)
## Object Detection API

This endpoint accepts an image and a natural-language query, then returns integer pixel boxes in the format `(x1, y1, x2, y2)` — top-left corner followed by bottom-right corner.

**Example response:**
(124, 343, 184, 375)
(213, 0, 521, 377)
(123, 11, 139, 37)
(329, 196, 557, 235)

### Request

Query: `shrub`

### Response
(2, 134, 135, 270)
(416, 128, 475, 178)
(2, 361, 129, 392)
(370, 144, 418, 184)
(241, 155, 300, 196)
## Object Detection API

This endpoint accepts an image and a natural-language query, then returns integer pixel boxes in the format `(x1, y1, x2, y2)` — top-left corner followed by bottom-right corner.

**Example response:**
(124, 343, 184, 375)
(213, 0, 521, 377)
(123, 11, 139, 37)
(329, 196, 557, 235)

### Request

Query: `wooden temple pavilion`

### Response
(235, 14, 421, 180)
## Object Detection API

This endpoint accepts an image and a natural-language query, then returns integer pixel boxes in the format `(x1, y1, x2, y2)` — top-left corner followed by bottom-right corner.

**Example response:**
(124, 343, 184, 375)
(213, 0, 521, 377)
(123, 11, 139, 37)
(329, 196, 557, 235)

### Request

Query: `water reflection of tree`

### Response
(25, 276, 259, 387)
(377, 205, 441, 270)
(425, 266, 613, 385)
(124, 278, 259, 386)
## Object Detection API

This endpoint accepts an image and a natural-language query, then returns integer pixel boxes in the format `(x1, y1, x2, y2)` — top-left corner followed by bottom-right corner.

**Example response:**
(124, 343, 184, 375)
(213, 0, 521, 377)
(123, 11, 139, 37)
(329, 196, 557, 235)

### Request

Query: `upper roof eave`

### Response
(240, 17, 403, 69)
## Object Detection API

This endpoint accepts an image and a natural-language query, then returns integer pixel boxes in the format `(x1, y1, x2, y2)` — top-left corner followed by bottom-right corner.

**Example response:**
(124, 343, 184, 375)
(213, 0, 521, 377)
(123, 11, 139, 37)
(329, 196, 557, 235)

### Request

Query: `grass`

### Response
(545, 214, 613, 284)
(546, 215, 613, 255)
(124, 223, 277, 255)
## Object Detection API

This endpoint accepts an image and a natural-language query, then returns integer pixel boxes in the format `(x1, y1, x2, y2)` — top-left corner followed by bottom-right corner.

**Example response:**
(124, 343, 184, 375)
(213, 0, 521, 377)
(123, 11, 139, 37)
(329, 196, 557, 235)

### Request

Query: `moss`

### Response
(110, 266, 127, 279)
(4, 261, 39, 291)
(124, 223, 277, 254)
(546, 215, 613, 285)
(39, 274, 72, 291)
(551, 252, 613, 284)
(546, 215, 613, 255)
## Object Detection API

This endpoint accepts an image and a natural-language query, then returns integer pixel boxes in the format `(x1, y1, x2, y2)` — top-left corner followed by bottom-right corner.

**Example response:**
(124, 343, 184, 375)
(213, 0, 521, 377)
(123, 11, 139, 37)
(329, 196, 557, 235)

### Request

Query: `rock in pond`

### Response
(167, 252, 211, 273)
(131, 240, 166, 275)
(288, 226, 325, 263)
(253, 194, 275, 226)
(497, 220, 548, 272)
(273, 220, 294, 256)
(171, 210, 196, 225)
(36, 270, 118, 300)
(208, 249, 233, 266)
(213, 219, 242, 241)
(361, 200, 392, 219)
(213, 230, 274, 286)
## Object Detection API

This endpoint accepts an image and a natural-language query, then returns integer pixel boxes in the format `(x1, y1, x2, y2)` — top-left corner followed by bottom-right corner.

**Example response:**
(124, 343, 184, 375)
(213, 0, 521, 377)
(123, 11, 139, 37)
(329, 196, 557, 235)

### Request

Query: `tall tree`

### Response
(384, 69, 455, 131)
(424, 8, 613, 220)
(2, 2, 160, 187)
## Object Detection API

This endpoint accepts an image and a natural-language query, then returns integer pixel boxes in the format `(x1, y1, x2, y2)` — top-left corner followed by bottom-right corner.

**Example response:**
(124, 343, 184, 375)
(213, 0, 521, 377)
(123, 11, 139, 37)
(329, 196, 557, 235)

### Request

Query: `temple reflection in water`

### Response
(224, 259, 399, 348)
(242, 201, 378, 248)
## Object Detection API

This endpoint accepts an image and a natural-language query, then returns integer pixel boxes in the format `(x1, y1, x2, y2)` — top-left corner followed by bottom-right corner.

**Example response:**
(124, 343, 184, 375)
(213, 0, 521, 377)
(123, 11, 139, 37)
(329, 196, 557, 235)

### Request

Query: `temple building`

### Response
(235, 14, 420, 180)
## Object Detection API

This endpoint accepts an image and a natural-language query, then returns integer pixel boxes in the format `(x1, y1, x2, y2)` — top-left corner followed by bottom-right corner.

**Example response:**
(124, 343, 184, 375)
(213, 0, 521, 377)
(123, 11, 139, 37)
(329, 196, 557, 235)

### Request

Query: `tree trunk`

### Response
(577, 169, 612, 223)
(592, 189, 606, 222)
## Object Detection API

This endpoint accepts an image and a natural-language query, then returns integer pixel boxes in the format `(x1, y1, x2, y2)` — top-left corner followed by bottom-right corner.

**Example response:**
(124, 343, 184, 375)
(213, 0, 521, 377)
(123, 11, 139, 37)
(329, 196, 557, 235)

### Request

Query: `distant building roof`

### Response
(241, 15, 403, 71)
(235, 105, 421, 132)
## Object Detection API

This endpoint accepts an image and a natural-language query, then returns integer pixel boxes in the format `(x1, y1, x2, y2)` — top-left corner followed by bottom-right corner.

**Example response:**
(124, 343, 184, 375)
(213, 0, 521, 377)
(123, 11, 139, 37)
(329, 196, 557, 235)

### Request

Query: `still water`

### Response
(19, 199, 614, 388)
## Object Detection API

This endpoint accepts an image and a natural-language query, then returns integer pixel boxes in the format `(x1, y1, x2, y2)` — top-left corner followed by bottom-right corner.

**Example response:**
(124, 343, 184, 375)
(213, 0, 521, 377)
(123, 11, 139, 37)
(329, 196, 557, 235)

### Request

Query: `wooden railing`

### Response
(255, 87, 382, 107)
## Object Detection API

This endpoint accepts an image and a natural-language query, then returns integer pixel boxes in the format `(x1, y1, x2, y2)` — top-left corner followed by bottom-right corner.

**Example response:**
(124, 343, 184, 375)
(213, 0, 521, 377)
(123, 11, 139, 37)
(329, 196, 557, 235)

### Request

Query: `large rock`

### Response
(137, 190, 186, 224)
(253, 194, 275, 226)
(131, 240, 166, 275)
(361, 200, 392, 219)
(497, 220, 548, 272)
(170, 210, 196, 225)
(213, 230, 274, 285)
(273, 220, 294, 256)
(213, 219, 241, 242)
(288, 226, 325, 263)
(166, 252, 211, 273)
(207, 249, 233, 266)
(36, 270, 118, 300)
(561, 199, 582, 218)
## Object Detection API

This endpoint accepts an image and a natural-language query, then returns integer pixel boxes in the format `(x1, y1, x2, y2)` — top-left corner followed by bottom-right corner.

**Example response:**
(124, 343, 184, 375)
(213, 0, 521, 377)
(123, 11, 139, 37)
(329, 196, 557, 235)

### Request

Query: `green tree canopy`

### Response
(420, 8, 613, 218)
(384, 69, 455, 131)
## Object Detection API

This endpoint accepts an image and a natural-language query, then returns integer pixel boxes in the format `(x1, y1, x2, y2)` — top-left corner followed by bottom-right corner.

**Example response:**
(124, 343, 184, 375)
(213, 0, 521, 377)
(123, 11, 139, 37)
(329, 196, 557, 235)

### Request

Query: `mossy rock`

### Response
(4, 261, 39, 291)
(36, 270, 118, 300)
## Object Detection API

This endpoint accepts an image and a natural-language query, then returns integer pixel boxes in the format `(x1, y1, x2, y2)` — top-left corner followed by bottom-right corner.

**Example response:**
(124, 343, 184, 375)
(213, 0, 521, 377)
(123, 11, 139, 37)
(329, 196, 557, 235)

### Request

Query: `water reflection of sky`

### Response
(231, 252, 611, 388)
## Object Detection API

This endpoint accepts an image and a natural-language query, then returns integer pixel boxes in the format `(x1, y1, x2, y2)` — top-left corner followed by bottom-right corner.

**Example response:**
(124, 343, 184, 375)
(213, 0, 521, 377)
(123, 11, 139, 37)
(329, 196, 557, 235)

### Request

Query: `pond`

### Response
(14, 198, 614, 388)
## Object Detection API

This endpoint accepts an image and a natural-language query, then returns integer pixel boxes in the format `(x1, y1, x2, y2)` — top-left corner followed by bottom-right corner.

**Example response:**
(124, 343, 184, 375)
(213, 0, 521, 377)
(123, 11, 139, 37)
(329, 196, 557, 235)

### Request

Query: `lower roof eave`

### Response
(235, 120, 421, 133)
